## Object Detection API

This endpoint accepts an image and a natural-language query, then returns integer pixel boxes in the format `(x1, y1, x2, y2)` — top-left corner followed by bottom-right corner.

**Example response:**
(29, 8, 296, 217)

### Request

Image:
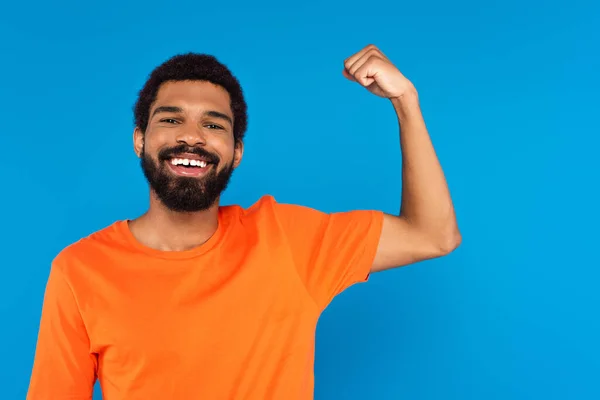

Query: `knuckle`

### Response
(367, 49, 379, 59)
(365, 54, 378, 64)
(369, 54, 384, 64)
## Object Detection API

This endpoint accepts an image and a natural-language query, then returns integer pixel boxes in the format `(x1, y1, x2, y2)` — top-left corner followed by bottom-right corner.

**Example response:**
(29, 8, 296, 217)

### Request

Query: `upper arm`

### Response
(371, 214, 461, 272)
(27, 261, 97, 400)
(273, 201, 384, 308)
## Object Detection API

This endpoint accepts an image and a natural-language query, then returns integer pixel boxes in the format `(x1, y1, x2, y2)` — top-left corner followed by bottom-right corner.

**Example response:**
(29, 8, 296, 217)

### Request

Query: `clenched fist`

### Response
(343, 45, 416, 100)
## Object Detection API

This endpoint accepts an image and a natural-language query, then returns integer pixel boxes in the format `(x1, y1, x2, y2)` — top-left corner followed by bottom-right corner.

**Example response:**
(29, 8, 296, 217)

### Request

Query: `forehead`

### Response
(152, 80, 232, 115)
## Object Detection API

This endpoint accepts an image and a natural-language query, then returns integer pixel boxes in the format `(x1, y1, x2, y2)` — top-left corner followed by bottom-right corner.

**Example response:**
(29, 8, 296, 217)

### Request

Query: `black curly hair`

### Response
(133, 53, 248, 144)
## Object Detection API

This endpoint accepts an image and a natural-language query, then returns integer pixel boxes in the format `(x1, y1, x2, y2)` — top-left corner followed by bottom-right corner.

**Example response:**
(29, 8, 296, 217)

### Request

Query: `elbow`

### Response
(436, 226, 462, 255)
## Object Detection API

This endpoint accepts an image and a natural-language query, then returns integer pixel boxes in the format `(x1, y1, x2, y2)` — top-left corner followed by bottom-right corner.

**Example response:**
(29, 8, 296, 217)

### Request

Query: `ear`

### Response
(133, 127, 144, 157)
(233, 140, 244, 169)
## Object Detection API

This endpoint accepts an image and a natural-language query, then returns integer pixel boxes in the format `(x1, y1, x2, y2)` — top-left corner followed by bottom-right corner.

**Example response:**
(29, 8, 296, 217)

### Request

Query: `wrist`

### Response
(390, 88, 421, 121)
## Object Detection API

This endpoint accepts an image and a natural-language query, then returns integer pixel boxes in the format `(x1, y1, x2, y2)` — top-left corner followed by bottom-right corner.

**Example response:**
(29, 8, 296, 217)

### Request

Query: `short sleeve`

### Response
(272, 201, 384, 309)
(27, 258, 97, 400)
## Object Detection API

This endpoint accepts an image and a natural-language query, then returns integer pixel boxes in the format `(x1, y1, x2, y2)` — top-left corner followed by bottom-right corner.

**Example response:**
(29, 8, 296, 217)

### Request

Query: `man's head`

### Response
(133, 53, 247, 212)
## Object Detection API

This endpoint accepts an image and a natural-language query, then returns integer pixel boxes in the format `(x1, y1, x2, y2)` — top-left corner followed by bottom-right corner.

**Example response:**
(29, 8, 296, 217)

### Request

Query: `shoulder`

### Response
(221, 195, 383, 235)
(220, 195, 328, 225)
(51, 220, 125, 279)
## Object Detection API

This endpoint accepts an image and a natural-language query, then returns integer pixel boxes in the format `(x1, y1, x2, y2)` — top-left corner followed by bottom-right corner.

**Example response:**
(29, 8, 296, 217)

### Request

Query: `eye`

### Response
(160, 118, 180, 124)
(205, 124, 224, 130)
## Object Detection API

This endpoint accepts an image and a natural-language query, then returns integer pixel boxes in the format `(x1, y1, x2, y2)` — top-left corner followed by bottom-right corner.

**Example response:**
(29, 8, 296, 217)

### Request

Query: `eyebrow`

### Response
(152, 106, 233, 126)
(152, 106, 183, 117)
(204, 110, 234, 127)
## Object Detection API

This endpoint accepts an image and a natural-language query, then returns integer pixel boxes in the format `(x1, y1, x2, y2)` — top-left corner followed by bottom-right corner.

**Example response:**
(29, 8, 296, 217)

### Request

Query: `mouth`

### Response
(165, 154, 215, 177)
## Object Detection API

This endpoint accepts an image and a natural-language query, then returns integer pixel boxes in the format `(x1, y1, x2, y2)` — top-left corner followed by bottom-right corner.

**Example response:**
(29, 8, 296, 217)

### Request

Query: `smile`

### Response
(166, 155, 214, 177)
(171, 158, 208, 168)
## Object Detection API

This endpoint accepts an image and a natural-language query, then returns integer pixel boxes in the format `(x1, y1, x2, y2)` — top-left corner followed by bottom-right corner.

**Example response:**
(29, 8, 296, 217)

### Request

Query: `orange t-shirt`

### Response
(27, 195, 383, 400)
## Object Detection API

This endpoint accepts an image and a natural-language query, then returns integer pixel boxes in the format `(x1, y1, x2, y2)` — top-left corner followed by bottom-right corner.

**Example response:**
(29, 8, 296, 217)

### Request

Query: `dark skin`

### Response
(129, 44, 461, 271)
(130, 80, 244, 252)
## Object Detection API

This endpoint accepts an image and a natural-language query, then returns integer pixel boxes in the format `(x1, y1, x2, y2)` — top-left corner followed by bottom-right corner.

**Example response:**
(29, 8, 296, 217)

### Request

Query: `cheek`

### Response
(209, 137, 236, 161)
(143, 129, 171, 155)
(223, 146, 237, 166)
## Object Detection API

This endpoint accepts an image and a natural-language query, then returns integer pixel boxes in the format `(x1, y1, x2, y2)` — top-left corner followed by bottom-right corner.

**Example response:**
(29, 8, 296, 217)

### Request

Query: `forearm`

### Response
(392, 89, 460, 250)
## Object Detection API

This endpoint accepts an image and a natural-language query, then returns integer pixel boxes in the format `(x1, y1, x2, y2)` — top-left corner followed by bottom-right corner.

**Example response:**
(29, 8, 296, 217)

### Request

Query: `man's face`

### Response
(134, 80, 243, 212)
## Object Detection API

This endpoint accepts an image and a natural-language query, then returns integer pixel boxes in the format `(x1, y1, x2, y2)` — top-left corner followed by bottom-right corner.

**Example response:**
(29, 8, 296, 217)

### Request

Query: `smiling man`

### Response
(27, 45, 461, 400)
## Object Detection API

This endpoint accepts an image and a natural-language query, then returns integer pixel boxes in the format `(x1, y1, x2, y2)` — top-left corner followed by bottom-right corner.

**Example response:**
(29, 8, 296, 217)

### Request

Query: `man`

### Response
(27, 45, 460, 399)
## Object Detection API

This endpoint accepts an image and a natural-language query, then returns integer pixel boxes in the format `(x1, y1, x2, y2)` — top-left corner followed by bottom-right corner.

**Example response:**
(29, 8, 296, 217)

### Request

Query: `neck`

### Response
(129, 193, 221, 252)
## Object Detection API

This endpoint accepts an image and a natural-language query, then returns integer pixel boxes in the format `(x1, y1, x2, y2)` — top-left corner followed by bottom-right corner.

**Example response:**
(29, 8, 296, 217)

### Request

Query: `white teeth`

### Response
(170, 158, 209, 167)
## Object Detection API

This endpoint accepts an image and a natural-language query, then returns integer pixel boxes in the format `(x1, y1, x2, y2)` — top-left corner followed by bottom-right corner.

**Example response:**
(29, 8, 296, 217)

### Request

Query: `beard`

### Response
(140, 144, 235, 212)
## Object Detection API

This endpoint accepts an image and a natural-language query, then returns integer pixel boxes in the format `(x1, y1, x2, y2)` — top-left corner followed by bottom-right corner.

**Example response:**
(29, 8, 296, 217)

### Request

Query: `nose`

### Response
(175, 125, 206, 146)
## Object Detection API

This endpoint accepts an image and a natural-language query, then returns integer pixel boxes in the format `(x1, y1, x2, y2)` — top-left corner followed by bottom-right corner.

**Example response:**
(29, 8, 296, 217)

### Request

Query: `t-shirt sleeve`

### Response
(272, 201, 384, 309)
(27, 259, 97, 400)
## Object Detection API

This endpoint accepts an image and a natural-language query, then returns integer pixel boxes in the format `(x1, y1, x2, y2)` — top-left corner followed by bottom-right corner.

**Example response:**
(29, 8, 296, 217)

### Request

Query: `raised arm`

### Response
(343, 45, 461, 272)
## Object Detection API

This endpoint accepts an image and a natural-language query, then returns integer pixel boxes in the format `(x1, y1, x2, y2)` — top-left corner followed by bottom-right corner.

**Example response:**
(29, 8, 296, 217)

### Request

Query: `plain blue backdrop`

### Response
(1, 0, 599, 399)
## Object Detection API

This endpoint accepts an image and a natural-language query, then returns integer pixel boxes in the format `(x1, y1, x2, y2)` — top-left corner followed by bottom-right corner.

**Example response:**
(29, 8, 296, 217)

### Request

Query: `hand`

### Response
(343, 45, 416, 100)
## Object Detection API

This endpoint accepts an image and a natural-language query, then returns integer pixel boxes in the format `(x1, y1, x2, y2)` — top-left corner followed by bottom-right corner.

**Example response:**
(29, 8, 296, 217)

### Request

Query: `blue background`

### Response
(1, 0, 599, 399)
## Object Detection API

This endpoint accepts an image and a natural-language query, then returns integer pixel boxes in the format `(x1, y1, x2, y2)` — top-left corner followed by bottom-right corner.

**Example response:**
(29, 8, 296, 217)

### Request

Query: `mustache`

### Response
(158, 144, 220, 164)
